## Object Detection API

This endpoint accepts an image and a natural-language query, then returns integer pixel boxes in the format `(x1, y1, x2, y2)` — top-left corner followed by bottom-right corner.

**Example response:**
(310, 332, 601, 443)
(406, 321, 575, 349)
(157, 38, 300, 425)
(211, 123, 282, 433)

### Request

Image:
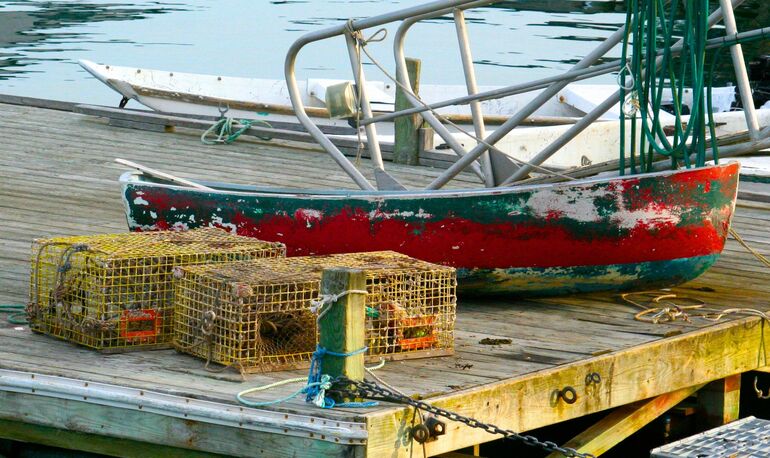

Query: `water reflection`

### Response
(0, 1, 187, 79)
(0, 0, 766, 103)
(492, 1, 624, 14)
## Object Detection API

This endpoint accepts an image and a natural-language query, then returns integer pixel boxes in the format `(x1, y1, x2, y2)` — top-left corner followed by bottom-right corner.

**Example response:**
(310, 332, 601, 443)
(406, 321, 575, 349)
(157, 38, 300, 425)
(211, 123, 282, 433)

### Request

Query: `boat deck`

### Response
(1, 101, 770, 457)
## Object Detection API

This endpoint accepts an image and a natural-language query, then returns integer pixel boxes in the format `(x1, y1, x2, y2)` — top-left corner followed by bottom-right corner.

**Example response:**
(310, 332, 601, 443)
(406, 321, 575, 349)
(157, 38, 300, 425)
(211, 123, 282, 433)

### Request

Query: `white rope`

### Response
(310, 289, 369, 321)
(236, 359, 387, 407)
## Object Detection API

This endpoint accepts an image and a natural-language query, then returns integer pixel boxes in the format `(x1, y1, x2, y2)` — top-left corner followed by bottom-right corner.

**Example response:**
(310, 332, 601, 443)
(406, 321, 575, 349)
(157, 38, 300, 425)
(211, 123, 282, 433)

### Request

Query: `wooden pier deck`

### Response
(1, 100, 770, 457)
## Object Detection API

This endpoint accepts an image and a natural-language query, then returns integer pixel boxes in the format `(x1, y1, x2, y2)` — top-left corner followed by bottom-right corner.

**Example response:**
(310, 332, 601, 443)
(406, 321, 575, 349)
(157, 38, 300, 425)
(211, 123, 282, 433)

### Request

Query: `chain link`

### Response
(338, 378, 595, 458)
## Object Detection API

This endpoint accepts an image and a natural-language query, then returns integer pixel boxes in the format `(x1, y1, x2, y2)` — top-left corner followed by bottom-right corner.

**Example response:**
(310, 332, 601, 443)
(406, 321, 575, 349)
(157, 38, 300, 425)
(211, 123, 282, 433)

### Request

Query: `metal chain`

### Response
(339, 377, 595, 458)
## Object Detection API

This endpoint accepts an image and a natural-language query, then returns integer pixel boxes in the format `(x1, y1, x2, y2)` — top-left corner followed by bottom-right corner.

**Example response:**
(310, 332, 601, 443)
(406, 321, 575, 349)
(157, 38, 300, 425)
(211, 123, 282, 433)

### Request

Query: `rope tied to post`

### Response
(307, 287, 375, 408)
(305, 344, 375, 408)
(236, 287, 379, 409)
(235, 352, 384, 409)
(309, 289, 368, 321)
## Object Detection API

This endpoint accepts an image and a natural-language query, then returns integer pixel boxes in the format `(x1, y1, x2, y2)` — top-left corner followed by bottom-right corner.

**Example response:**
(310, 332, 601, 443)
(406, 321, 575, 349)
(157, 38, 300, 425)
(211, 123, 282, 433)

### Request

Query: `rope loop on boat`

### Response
(344, 19, 387, 48)
(616, 63, 635, 91)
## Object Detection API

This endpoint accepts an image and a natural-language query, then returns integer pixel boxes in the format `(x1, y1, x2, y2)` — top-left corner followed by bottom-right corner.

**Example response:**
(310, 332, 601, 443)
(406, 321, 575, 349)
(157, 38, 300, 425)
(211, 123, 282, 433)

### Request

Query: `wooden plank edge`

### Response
(0, 391, 360, 458)
(738, 190, 770, 204)
(74, 103, 397, 154)
(75, 103, 356, 136)
(363, 316, 769, 457)
(0, 94, 78, 112)
(0, 418, 222, 458)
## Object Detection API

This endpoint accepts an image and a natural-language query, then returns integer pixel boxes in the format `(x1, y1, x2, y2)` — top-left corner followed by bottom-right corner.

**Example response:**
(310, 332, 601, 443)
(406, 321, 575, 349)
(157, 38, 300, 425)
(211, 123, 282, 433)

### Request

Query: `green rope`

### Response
(201, 118, 273, 145)
(0, 304, 28, 325)
(619, 0, 712, 174)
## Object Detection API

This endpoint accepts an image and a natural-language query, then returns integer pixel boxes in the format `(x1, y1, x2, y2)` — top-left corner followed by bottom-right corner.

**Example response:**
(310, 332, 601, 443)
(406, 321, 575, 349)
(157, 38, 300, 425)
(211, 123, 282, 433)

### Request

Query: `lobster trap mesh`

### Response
(174, 251, 456, 372)
(28, 228, 285, 352)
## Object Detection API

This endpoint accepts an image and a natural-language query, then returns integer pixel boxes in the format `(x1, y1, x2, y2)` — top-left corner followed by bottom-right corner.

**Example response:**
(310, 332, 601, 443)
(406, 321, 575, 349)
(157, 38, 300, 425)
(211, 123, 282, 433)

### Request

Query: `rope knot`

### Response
(344, 18, 387, 47)
(309, 289, 368, 321)
(309, 374, 334, 408)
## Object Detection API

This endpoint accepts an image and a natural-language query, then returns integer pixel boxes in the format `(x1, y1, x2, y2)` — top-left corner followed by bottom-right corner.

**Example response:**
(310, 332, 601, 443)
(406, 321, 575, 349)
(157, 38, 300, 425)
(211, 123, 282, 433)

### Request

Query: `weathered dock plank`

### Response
(1, 101, 769, 457)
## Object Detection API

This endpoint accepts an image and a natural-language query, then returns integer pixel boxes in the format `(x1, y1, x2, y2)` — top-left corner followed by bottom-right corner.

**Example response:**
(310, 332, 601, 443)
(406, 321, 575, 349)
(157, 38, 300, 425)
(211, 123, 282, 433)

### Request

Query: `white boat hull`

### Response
(80, 59, 770, 170)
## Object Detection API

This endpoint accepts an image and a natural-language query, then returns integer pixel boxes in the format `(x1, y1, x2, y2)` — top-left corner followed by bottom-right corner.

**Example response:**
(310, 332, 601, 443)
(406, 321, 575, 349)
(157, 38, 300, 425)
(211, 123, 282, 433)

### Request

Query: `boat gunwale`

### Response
(119, 161, 740, 200)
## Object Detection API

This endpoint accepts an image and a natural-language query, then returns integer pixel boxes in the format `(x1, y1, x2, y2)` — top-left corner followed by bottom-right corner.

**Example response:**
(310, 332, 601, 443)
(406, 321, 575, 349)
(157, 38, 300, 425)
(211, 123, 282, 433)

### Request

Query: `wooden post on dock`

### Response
(394, 57, 428, 165)
(318, 267, 366, 403)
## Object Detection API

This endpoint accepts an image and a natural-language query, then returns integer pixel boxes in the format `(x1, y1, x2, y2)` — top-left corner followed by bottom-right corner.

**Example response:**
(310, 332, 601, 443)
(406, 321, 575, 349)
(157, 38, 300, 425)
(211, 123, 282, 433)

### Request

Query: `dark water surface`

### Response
(0, 0, 766, 106)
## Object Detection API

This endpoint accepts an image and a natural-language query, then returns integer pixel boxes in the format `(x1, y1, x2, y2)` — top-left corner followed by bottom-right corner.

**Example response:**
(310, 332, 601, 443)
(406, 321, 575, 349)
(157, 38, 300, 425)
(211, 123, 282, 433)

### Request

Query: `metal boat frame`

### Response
(284, 0, 770, 191)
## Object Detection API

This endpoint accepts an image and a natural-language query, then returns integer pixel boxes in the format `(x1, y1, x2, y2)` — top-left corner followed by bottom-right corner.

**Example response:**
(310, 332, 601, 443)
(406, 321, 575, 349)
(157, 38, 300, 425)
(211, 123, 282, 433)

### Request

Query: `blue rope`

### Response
(236, 379, 327, 407)
(305, 345, 376, 409)
(236, 344, 378, 409)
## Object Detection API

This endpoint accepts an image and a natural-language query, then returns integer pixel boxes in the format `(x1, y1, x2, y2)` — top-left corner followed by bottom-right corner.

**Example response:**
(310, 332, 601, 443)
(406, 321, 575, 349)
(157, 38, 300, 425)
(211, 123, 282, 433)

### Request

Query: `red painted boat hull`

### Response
(120, 162, 740, 295)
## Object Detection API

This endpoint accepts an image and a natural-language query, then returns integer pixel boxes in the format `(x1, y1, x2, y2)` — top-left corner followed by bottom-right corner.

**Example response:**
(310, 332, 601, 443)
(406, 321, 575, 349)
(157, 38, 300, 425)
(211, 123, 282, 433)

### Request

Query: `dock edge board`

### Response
(0, 369, 367, 455)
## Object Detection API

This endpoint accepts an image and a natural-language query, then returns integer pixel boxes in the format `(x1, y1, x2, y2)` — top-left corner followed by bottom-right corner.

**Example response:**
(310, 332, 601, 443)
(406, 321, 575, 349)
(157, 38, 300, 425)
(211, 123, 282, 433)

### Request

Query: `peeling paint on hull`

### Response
(120, 162, 740, 295)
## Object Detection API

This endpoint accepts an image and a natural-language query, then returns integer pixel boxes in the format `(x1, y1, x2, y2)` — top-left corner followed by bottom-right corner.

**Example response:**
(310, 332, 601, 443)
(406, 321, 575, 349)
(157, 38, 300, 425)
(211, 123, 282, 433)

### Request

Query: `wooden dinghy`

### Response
(120, 162, 740, 295)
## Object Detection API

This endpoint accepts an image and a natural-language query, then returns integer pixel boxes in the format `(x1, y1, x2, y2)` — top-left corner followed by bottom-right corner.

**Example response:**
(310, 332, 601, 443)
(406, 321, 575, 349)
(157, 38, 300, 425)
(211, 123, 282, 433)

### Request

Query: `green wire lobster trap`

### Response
(28, 228, 286, 352)
(173, 251, 457, 373)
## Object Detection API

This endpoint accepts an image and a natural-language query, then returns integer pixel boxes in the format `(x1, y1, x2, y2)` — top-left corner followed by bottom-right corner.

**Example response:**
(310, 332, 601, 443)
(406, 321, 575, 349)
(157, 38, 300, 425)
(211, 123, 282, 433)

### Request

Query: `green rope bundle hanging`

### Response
(620, 0, 713, 175)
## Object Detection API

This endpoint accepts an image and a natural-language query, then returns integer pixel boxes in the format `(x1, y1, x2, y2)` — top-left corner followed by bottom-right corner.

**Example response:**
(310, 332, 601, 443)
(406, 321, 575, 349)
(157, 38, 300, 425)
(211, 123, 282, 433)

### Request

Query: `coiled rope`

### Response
(201, 118, 273, 145)
(0, 305, 27, 325)
(620, 0, 712, 174)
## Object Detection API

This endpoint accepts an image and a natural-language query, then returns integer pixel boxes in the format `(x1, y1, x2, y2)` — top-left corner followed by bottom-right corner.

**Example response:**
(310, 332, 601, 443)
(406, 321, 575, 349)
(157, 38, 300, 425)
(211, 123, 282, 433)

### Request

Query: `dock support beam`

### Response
(318, 268, 367, 404)
(696, 374, 741, 429)
(545, 384, 705, 457)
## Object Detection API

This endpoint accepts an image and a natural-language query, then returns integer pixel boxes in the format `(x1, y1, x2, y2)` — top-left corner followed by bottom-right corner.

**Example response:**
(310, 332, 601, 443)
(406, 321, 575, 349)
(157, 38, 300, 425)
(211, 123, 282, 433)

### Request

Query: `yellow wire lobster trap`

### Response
(28, 228, 286, 352)
(174, 251, 456, 373)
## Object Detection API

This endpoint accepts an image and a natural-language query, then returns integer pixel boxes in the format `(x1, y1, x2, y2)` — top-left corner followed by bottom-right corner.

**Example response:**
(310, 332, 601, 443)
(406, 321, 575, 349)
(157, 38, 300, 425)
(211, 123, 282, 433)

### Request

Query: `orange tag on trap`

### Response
(120, 309, 160, 342)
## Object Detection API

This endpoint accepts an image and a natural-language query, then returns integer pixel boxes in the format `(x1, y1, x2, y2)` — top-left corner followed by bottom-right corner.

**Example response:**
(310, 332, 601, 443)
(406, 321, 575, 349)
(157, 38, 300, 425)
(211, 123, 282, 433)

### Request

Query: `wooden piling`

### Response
(318, 267, 367, 403)
(394, 57, 424, 165)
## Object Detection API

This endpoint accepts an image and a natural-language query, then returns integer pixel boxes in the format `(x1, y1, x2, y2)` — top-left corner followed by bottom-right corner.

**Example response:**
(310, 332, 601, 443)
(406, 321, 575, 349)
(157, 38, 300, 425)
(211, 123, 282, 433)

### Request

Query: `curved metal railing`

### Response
(284, 0, 758, 191)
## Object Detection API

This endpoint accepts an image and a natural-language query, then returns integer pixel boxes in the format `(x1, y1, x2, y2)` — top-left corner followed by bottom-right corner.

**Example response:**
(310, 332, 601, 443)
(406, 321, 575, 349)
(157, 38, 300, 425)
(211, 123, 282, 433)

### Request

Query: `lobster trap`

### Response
(174, 251, 456, 373)
(28, 228, 286, 352)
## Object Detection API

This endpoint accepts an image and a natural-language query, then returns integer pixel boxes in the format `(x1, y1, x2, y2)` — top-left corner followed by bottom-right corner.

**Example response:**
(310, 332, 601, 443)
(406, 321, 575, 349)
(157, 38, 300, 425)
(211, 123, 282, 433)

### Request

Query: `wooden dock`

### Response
(1, 100, 770, 457)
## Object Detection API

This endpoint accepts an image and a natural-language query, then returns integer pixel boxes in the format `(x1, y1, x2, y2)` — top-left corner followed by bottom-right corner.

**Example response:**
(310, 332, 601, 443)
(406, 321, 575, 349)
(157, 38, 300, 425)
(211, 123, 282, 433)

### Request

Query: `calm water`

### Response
(0, 1, 766, 106)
